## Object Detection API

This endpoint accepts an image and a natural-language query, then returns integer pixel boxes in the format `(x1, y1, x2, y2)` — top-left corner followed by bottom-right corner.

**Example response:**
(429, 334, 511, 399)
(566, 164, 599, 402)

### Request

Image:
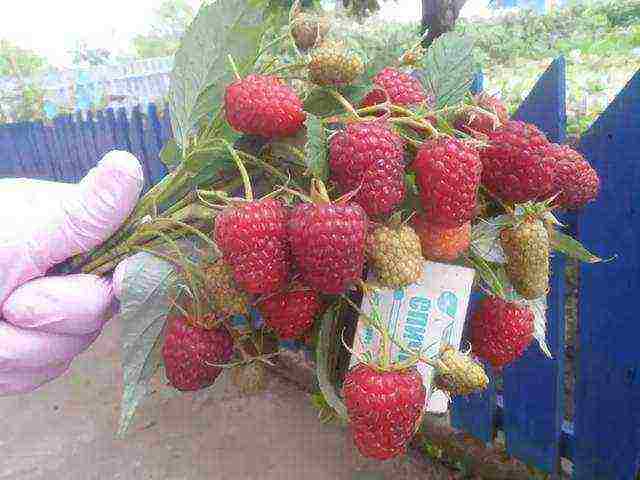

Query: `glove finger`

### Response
(52, 150, 144, 264)
(0, 151, 143, 310)
(0, 361, 71, 396)
(0, 322, 99, 370)
(3, 274, 113, 335)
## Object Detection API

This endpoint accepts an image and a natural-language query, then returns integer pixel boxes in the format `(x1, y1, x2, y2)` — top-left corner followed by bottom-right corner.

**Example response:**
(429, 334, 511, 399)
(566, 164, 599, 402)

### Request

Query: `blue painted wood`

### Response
(83, 111, 100, 166)
(54, 115, 80, 183)
(30, 121, 56, 181)
(52, 116, 74, 182)
(144, 104, 168, 186)
(450, 291, 497, 444)
(94, 110, 116, 161)
(159, 104, 173, 144)
(513, 56, 567, 144)
(502, 56, 567, 474)
(129, 106, 153, 191)
(75, 112, 95, 177)
(574, 69, 640, 480)
(114, 107, 131, 153)
(11, 122, 38, 179)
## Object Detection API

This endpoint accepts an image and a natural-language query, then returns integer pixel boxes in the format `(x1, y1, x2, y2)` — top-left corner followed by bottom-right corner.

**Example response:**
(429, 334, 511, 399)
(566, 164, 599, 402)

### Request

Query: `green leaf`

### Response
(303, 114, 329, 180)
(551, 231, 603, 263)
(466, 251, 507, 298)
(159, 139, 180, 171)
(360, 32, 418, 80)
(316, 301, 349, 422)
(398, 173, 421, 214)
(303, 84, 372, 118)
(116, 251, 177, 437)
(470, 217, 509, 264)
(168, 0, 265, 149)
(418, 32, 477, 108)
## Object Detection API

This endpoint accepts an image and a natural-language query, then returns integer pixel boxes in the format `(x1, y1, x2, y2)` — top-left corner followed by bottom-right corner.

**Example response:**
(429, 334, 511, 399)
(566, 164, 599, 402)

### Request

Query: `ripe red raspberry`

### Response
(329, 122, 405, 216)
(412, 215, 470, 262)
(288, 201, 367, 294)
(361, 67, 430, 109)
(413, 137, 482, 228)
(214, 199, 290, 294)
(470, 296, 534, 370)
(162, 316, 234, 391)
(342, 364, 426, 460)
(455, 92, 509, 136)
(258, 284, 321, 339)
(480, 120, 554, 203)
(224, 74, 305, 138)
(540, 143, 600, 209)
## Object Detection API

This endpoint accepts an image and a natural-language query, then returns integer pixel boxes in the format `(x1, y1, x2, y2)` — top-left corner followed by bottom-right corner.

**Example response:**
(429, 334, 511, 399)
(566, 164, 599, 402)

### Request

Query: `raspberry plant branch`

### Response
(227, 54, 242, 81)
(328, 89, 360, 121)
(221, 140, 253, 201)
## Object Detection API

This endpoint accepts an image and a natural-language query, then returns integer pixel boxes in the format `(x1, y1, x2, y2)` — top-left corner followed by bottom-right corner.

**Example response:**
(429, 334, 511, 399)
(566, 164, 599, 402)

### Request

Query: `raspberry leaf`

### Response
(550, 231, 603, 263)
(159, 139, 180, 172)
(116, 251, 177, 437)
(470, 216, 509, 264)
(466, 251, 507, 298)
(169, 0, 265, 149)
(416, 32, 476, 109)
(303, 84, 372, 118)
(316, 301, 349, 421)
(303, 114, 329, 181)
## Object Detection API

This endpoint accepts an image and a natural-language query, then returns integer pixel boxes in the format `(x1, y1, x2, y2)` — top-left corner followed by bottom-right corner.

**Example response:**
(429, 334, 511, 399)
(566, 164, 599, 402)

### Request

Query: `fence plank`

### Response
(0, 124, 26, 177)
(114, 107, 131, 153)
(144, 104, 168, 185)
(55, 114, 81, 183)
(129, 105, 153, 191)
(574, 69, 640, 480)
(501, 56, 567, 474)
(75, 112, 96, 177)
(30, 121, 57, 181)
(451, 292, 497, 443)
(94, 110, 116, 160)
(159, 104, 173, 145)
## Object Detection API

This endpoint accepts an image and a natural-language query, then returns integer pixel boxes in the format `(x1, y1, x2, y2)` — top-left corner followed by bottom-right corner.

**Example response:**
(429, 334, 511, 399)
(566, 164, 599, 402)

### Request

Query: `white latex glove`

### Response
(0, 151, 144, 395)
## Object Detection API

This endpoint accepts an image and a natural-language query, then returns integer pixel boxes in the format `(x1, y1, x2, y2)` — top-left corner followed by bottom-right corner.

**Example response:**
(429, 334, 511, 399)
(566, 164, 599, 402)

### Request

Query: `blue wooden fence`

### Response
(1, 58, 639, 479)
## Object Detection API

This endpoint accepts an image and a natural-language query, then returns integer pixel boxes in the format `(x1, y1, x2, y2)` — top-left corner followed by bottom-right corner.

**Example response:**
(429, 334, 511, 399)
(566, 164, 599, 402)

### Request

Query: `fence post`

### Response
(574, 69, 640, 480)
(500, 56, 568, 475)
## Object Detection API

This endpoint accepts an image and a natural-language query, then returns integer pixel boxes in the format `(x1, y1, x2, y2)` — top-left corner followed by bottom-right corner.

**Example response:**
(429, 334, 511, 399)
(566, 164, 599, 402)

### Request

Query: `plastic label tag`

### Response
(350, 261, 475, 413)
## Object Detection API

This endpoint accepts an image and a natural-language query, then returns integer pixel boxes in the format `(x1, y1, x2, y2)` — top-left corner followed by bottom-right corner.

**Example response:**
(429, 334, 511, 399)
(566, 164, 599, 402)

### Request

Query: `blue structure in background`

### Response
(0, 58, 639, 479)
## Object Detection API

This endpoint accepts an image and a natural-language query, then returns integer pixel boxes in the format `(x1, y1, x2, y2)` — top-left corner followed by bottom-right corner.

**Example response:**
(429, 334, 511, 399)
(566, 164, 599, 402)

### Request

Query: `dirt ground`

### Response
(0, 319, 451, 480)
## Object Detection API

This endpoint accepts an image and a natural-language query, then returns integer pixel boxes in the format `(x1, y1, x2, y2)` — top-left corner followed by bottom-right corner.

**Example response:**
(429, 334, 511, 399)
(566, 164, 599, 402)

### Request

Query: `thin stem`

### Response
(389, 116, 439, 138)
(339, 294, 439, 369)
(265, 62, 308, 77)
(221, 140, 253, 201)
(227, 54, 242, 81)
(479, 184, 515, 216)
(256, 33, 290, 62)
(155, 231, 202, 322)
(329, 89, 360, 121)
(238, 151, 301, 191)
(151, 218, 217, 251)
(268, 143, 307, 168)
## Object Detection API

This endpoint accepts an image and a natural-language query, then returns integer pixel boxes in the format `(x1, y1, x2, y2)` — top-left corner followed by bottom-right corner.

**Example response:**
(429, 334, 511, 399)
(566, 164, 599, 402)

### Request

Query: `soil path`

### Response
(0, 320, 451, 480)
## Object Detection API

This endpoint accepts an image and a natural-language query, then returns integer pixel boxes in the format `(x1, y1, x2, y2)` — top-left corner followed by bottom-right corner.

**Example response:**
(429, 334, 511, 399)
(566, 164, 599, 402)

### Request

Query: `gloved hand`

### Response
(0, 151, 144, 395)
